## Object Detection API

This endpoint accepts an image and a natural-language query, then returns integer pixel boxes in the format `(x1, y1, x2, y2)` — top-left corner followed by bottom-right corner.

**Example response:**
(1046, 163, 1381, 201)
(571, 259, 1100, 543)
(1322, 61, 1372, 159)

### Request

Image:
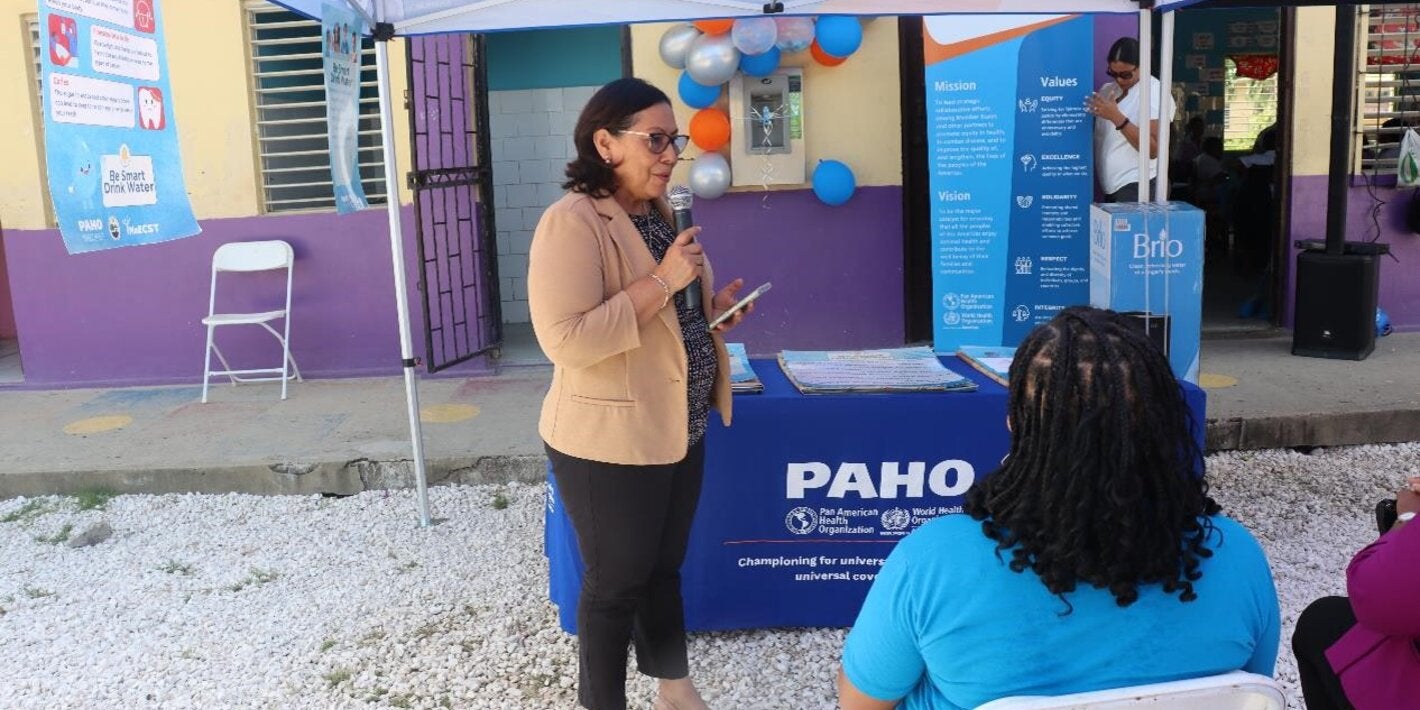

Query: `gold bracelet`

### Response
(648, 273, 671, 309)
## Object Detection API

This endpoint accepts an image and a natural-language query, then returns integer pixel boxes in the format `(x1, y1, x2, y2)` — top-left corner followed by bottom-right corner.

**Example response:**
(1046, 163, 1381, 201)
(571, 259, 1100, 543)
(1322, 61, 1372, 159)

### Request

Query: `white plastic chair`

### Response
(974, 672, 1286, 710)
(201, 240, 301, 403)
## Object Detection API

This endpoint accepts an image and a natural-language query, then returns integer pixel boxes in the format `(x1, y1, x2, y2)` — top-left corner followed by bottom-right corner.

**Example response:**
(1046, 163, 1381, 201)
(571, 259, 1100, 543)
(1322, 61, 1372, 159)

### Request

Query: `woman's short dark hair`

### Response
(563, 77, 672, 198)
(1107, 37, 1140, 66)
(965, 306, 1221, 610)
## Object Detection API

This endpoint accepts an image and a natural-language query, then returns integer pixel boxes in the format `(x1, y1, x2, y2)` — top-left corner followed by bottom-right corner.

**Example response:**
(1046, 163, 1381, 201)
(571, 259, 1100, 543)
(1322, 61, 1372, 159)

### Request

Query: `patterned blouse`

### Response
(629, 209, 718, 447)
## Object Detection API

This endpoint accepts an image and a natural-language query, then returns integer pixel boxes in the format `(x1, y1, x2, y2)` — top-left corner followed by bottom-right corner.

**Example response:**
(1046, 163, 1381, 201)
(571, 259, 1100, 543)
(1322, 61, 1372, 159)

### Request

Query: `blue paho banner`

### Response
(41, 0, 200, 254)
(925, 16, 1093, 352)
(322, 2, 368, 214)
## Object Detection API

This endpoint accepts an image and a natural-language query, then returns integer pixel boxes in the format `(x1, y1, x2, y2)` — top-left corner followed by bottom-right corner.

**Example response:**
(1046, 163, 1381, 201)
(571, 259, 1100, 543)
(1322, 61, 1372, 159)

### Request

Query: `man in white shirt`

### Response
(1086, 37, 1177, 203)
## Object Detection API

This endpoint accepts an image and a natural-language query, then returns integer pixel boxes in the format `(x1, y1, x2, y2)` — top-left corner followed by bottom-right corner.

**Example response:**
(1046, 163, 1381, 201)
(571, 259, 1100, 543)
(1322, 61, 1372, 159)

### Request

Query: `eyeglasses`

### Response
(621, 130, 690, 155)
(1106, 68, 1136, 81)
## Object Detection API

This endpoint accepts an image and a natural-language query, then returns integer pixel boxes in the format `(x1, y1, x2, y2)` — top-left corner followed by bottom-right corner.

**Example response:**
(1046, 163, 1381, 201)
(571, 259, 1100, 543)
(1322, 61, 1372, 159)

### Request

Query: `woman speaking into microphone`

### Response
(527, 77, 753, 710)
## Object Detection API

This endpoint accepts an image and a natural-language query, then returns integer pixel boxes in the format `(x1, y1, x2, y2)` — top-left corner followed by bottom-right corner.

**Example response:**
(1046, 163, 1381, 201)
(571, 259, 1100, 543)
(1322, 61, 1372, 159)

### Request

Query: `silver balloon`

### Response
(659, 24, 701, 70)
(689, 153, 732, 199)
(685, 33, 741, 87)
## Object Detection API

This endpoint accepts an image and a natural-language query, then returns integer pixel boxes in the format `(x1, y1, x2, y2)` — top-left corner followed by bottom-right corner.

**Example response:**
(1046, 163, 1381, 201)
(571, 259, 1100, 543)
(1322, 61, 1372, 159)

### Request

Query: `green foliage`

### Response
(1, 500, 52, 524)
(72, 489, 115, 512)
(158, 560, 194, 576)
(35, 524, 74, 545)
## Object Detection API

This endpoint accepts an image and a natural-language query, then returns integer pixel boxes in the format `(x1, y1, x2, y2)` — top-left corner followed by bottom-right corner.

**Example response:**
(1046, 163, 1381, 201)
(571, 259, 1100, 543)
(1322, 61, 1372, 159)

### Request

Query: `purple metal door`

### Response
(406, 34, 500, 372)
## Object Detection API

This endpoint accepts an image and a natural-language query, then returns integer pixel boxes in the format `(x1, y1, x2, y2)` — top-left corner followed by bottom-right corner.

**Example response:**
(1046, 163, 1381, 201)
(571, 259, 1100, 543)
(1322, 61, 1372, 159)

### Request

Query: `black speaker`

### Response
(1120, 311, 1172, 358)
(1292, 250, 1380, 360)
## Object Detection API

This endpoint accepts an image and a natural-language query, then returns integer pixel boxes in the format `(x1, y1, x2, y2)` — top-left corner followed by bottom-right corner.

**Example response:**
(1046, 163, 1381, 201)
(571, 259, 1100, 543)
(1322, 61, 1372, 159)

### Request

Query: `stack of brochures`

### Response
(777, 346, 976, 394)
(955, 345, 1016, 387)
(726, 343, 763, 394)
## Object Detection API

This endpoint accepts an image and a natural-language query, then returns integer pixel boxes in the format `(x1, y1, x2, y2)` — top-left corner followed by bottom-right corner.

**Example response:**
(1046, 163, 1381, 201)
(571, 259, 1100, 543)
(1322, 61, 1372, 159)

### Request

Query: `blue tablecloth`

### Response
(545, 357, 1206, 633)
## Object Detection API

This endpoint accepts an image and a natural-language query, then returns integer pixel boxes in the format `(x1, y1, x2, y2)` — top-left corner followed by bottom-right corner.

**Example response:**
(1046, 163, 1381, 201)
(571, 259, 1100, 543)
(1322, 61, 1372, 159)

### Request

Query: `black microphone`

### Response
(667, 184, 700, 315)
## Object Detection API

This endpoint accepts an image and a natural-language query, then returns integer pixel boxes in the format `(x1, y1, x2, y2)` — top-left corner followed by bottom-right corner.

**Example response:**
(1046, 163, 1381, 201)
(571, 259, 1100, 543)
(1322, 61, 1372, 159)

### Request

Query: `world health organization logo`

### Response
(785, 507, 817, 535)
(881, 507, 911, 532)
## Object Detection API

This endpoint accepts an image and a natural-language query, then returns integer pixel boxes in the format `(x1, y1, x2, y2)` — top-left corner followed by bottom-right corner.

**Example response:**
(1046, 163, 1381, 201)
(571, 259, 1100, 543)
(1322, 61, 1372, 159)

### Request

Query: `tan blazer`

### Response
(527, 191, 733, 465)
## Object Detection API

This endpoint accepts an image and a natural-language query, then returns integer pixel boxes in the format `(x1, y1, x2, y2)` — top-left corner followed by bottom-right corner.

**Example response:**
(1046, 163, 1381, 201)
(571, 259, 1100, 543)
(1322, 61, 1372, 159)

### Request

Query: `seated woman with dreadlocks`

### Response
(837, 306, 1280, 710)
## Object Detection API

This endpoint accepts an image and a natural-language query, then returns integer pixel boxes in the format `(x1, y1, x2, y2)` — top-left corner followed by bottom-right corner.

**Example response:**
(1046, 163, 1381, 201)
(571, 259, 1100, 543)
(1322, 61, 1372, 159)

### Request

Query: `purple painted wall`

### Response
(0, 233, 15, 339)
(1285, 175, 1420, 331)
(1093, 14, 1137, 92)
(0, 207, 444, 388)
(0, 185, 903, 387)
(695, 186, 905, 355)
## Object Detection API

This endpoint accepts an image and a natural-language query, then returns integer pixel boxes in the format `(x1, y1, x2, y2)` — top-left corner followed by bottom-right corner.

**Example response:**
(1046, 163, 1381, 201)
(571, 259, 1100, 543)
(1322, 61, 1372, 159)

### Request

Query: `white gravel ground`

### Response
(0, 443, 1416, 710)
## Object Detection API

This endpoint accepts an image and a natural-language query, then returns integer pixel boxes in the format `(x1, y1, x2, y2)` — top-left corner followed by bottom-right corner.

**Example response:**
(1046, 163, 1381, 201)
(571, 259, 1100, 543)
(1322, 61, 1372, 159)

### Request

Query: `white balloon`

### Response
(659, 24, 701, 70)
(689, 153, 732, 199)
(686, 33, 741, 87)
(774, 17, 815, 54)
(731, 17, 778, 56)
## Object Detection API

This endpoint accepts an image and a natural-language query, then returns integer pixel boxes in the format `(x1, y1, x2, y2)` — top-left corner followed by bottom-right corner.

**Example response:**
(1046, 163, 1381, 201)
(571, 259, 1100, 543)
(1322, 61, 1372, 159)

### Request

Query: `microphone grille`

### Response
(667, 184, 693, 211)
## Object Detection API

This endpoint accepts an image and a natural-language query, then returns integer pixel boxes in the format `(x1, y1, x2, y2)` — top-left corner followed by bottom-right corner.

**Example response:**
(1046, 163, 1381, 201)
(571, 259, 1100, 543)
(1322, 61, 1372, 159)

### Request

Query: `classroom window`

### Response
(1222, 57, 1279, 153)
(1357, 4, 1420, 174)
(246, 1, 386, 212)
(24, 14, 57, 227)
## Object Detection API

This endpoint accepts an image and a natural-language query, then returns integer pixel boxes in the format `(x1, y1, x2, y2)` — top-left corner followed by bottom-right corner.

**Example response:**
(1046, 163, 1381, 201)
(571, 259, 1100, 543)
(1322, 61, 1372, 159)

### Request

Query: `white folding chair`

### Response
(201, 240, 301, 403)
(974, 672, 1286, 710)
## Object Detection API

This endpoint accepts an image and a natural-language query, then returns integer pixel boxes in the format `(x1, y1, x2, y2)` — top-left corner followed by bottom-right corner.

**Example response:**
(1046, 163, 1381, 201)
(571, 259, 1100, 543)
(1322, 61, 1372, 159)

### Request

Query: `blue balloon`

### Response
(1377, 307, 1393, 336)
(739, 46, 781, 77)
(678, 71, 721, 109)
(812, 160, 856, 206)
(815, 16, 862, 58)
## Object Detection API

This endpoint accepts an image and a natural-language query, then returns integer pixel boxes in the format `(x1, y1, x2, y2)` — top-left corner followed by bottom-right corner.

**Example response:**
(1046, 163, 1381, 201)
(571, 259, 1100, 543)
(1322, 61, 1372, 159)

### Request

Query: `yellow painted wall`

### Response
(1289, 7, 1336, 177)
(2, 6, 48, 230)
(630, 19, 903, 189)
(0, 0, 413, 232)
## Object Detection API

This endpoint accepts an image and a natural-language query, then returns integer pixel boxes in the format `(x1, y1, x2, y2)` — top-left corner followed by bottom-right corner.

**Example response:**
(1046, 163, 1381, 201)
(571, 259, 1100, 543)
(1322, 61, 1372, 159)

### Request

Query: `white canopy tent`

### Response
(271, 0, 1191, 526)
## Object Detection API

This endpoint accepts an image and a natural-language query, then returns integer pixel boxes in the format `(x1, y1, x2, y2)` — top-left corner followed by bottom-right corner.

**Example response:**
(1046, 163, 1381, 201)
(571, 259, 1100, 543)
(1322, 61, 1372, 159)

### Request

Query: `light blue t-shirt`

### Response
(842, 514, 1279, 709)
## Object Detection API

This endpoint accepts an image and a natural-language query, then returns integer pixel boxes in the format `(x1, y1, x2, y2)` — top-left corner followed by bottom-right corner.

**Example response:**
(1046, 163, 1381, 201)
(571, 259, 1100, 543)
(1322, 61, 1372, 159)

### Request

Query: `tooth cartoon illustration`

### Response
(137, 87, 165, 130)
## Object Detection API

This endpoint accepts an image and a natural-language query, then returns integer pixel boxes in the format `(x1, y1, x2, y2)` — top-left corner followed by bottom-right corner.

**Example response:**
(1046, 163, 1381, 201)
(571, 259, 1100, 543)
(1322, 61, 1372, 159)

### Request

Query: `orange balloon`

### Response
(811, 40, 847, 66)
(694, 19, 734, 35)
(690, 108, 732, 152)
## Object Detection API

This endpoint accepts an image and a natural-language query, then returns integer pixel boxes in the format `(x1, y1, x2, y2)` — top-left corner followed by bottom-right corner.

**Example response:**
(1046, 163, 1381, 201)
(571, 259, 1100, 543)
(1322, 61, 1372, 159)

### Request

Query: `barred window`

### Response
(24, 14, 57, 226)
(246, 1, 386, 212)
(1222, 57, 1279, 153)
(26, 15, 41, 99)
(1358, 4, 1420, 174)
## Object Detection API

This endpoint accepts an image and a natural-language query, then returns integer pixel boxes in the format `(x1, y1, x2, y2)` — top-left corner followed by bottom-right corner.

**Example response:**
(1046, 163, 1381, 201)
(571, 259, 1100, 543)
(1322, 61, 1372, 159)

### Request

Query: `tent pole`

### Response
(374, 26, 434, 528)
(1156, 11, 1174, 203)
(1325, 5, 1356, 255)
(344, 0, 376, 31)
(1137, 8, 1152, 204)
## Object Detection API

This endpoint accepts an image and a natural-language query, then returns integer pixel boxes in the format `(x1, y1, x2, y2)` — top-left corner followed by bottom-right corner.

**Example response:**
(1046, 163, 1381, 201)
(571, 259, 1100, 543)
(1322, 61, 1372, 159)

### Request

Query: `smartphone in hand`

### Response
(707, 282, 771, 332)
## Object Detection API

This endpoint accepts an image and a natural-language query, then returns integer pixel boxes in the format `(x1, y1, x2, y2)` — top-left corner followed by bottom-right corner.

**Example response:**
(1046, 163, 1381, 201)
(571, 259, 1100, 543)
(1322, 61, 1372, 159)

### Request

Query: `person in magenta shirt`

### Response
(1293, 477, 1420, 710)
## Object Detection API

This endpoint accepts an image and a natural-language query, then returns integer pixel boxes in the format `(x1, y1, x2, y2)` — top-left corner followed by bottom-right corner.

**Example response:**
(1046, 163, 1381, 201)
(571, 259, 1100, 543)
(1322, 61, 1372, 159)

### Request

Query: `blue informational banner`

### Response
(40, 0, 200, 254)
(322, 2, 369, 214)
(925, 16, 1094, 352)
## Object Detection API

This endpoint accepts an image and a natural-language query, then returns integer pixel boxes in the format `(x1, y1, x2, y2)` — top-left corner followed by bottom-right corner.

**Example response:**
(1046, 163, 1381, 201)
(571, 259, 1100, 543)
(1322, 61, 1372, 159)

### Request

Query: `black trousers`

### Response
(1293, 596, 1357, 710)
(547, 441, 706, 710)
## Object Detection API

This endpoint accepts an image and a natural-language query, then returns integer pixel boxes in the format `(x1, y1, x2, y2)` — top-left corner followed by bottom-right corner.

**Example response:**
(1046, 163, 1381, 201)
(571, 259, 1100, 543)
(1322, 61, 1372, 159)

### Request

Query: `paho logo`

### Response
(785, 507, 817, 535)
(786, 460, 976, 499)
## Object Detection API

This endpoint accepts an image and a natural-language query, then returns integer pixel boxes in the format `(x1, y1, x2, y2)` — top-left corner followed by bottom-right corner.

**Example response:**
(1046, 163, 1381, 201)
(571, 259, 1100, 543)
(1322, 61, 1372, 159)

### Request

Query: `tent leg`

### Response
(1137, 8, 1152, 204)
(1157, 11, 1174, 203)
(375, 36, 434, 529)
